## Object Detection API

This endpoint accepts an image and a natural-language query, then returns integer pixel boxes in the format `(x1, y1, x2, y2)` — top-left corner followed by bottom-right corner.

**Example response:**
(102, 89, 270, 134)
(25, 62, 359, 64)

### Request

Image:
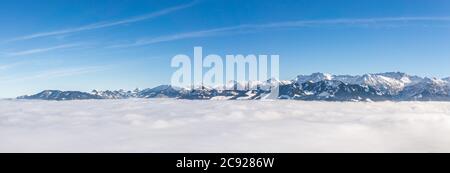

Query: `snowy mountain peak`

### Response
(17, 72, 450, 101)
(423, 77, 447, 85)
(375, 72, 407, 78)
(18, 90, 102, 100)
(295, 72, 334, 84)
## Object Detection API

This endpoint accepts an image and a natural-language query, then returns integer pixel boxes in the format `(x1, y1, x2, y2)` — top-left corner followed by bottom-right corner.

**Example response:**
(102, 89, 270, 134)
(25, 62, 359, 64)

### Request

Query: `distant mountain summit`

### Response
(137, 85, 181, 98)
(294, 72, 423, 95)
(91, 89, 139, 99)
(281, 80, 388, 101)
(18, 90, 102, 100)
(398, 77, 450, 101)
(17, 72, 450, 101)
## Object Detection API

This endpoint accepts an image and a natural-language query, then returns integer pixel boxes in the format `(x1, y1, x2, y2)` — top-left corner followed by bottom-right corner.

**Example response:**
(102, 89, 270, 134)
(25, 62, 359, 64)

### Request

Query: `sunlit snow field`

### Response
(1, 99, 450, 152)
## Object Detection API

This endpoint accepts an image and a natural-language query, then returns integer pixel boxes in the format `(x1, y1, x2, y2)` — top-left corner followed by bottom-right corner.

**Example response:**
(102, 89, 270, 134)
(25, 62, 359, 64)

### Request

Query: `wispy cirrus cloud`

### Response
(0, 61, 26, 70)
(4, 1, 198, 43)
(0, 65, 111, 84)
(110, 16, 450, 48)
(29, 66, 111, 79)
(109, 25, 245, 48)
(5, 44, 81, 57)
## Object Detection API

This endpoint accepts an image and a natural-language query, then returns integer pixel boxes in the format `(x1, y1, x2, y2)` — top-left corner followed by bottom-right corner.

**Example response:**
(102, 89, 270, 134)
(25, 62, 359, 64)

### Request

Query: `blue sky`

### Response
(1, 0, 450, 97)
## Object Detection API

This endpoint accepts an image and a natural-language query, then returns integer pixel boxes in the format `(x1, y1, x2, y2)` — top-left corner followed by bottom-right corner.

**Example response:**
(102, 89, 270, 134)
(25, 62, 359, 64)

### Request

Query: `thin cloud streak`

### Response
(6, 44, 81, 56)
(110, 16, 450, 48)
(0, 61, 25, 70)
(0, 65, 111, 84)
(109, 25, 245, 48)
(5, 1, 198, 43)
(31, 66, 110, 79)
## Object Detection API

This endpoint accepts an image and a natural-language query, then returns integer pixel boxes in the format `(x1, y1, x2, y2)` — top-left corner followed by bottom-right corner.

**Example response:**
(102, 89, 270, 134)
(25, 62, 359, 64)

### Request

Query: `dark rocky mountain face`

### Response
(278, 80, 389, 101)
(91, 89, 137, 99)
(177, 87, 218, 100)
(18, 90, 103, 100)
(398, 78, 450, 101)
(137, 85, 181, 98)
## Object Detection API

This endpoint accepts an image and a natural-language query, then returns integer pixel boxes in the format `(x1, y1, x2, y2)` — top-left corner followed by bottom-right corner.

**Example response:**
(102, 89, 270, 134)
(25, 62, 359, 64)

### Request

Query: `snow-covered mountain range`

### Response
(17, 72, 450, 101)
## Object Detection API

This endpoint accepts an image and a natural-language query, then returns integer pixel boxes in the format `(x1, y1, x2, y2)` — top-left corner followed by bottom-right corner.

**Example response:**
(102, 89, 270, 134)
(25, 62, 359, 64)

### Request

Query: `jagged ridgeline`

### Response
(17, 72, 450, 101)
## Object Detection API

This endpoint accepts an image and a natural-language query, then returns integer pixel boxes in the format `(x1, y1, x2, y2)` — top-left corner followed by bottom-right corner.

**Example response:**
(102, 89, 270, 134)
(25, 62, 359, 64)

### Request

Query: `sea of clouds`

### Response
(1, 99, 450, 152)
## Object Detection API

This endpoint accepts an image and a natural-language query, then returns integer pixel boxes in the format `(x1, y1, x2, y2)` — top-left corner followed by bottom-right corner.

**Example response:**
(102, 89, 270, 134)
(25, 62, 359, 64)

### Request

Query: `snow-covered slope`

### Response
(137, 85, 181, 98)
(294, 72, 423, 95)
(295, 72, 334, 84)
(356, 72, 423, 94)
(399, 78, 450, 101)
(91, 89, 139, 99)
(443, 77, 450, 85)
(17, 90, 102, 100)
